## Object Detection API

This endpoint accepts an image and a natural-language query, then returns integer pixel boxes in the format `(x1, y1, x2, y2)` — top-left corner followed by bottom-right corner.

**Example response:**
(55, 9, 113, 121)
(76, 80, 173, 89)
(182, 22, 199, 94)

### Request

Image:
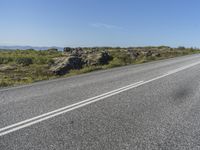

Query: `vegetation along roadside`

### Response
(0, 46, 199, 87)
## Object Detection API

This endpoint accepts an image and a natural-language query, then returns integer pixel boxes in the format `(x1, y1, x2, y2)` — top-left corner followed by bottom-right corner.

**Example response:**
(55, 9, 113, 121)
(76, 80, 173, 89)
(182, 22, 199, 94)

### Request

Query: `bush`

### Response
(34, 57, 48, 64)
(48, 59, 55, 65)
(106, 58, 124, 68)
(110, 50, 132, 65)
(47, 48, 58, 53)
(15, 57, 33, 66)
(0, 78, 13, 87)
(0, 57, 13, 64)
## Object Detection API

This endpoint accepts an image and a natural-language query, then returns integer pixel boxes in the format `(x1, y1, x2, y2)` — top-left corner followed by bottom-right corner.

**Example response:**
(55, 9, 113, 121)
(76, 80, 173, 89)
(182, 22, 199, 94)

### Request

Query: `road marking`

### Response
(0, 81, 144, 136)
(165, 61, 200, 75)
(1, 61, 200, 136)
(0, 54, 199, 93)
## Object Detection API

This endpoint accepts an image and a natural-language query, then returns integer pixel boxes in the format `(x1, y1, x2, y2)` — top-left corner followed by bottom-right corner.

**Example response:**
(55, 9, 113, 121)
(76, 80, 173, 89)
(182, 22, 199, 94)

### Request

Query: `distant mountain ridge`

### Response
(0, 45, 63, 51)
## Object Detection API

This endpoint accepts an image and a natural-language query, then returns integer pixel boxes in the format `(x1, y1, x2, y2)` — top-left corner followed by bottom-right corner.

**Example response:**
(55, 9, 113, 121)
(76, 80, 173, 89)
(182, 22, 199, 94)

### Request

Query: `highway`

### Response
(1, 54, 200, 149)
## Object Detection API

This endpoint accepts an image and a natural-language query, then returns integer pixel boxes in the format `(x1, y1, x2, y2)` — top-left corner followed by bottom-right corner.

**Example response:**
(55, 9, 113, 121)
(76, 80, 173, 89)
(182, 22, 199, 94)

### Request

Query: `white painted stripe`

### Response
(166, 61, 200, 75)
(0, 60, 200, 136)
(0, 81, 145, 136)
(0, 81, 144, 136)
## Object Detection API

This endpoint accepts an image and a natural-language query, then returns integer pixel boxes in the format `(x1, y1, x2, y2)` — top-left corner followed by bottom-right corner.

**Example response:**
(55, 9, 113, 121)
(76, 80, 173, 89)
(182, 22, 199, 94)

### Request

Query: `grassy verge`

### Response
(64, 50, 200, 78)
(0, 47, 199, 87)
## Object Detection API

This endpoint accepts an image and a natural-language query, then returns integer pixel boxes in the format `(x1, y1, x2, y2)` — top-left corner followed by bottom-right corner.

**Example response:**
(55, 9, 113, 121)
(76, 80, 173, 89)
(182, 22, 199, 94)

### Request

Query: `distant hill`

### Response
(0, 45, 63, 51)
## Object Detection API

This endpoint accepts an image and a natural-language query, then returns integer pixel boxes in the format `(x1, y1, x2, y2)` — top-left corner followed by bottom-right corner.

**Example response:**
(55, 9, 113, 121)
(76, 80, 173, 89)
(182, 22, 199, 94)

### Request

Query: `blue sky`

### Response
(0, 0, 200, 47)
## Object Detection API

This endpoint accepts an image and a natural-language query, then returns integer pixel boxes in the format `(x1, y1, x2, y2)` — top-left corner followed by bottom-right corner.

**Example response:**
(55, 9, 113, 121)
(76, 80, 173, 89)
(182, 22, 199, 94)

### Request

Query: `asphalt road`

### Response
(1, 54, 200, 150)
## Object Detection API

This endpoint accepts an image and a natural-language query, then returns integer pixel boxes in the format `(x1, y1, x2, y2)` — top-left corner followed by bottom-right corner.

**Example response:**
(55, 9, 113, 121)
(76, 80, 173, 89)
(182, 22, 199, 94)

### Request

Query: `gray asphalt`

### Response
(1, 54, 200, 149)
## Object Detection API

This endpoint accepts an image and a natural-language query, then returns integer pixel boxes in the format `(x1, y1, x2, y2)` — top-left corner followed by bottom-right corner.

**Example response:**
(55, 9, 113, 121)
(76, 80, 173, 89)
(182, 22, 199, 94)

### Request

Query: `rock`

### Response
(49, 56, 83, 75)
(63, 47, 72, 53)
(0, 65, 16, 72)
(71, 48, 84, 57)
(49, 57, 68, 75)
(68, 56, 83, 69)
(146, 51, 153, 57)
(50, 50, 111, 75)
(100, 51, 112, 64)
(63, 47, 84, 57)
(152, 53, 161, 57)
(127, 50, 140, 59)
(84, 51, 112, 66)
(141, 50, 153, 57)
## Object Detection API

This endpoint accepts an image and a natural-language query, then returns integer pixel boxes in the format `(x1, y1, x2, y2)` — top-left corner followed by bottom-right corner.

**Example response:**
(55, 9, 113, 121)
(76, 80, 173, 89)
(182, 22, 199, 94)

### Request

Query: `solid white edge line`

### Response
(166, 61, 200, 75)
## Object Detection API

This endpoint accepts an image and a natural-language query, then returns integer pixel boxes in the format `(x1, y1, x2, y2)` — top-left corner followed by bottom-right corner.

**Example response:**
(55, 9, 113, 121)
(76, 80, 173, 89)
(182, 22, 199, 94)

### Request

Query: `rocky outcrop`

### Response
(127, 49, 140, 59)
(49, 56, 83, 75)
(63, 47, 72, 53)
(84, 51, 112, 66)
(152, 52, 161, 57)
(50, 50, 112, 75)
(140, 50, 161, 58)
(63, 47, 84, 57)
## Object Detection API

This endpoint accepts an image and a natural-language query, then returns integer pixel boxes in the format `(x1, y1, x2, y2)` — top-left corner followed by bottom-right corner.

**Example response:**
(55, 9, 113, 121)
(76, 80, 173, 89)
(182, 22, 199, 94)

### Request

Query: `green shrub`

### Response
(15, 57, 33, 66)
(34, 57, 48, 64)
(147, 56, 156, 61)
(48, 59, 55, 65)
(0, 57, 13, 64)
(106, 58, 124, 68)
(0, 78, 13, 87)
(110, 50, 132, 65)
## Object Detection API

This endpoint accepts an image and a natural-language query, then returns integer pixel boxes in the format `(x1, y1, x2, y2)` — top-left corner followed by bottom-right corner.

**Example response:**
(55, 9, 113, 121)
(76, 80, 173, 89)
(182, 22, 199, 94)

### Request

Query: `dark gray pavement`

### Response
(1, 54, 200, 149)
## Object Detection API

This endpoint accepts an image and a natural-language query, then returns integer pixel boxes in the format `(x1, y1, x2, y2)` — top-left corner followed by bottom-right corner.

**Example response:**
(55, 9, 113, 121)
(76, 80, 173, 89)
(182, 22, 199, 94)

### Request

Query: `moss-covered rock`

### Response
(49, 56, 83, 75)
(84, 51, 112, 66)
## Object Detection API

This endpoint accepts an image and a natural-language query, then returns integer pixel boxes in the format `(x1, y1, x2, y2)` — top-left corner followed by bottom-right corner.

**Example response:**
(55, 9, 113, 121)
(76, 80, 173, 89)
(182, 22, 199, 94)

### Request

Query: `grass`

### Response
(0, 47, 200, 87)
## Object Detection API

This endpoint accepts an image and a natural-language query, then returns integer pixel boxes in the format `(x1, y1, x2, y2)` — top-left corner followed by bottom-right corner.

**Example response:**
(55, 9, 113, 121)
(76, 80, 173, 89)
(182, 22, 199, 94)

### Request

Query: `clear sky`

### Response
(0, 0, 200, 47)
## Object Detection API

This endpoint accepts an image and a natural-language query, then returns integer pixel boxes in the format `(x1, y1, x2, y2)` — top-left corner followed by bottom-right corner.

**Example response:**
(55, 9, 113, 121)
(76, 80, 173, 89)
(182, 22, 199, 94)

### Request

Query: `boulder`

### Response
(152, 53, 161, 57)
(50, 50, 112, 75)
(127, 50, 140, 59)
(63, 47, 72, 53)
(84, 51, 112, 66)
(68, 56, 83, 69)
(63, 47, 84, 57)
(49, 56, 83, 75)
(71, 48, 84, 57)
(146, 51, 153, 57)
(141, 50, 153, 57)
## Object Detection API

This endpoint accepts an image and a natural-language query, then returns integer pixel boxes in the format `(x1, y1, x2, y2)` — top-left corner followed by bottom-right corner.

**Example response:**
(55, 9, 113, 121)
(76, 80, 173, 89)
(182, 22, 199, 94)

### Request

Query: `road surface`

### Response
(1, 54, 200, 150)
